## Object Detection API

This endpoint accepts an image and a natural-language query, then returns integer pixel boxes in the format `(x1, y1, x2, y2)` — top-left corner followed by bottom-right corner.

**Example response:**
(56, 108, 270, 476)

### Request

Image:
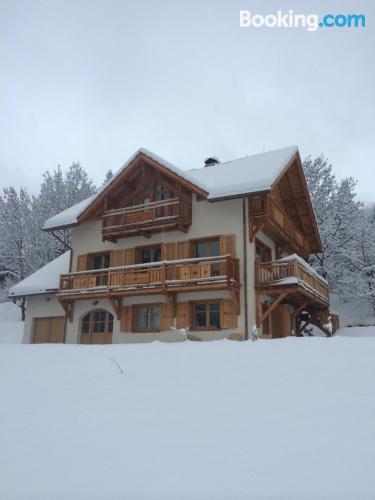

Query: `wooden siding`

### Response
(249, 194, 310, 257)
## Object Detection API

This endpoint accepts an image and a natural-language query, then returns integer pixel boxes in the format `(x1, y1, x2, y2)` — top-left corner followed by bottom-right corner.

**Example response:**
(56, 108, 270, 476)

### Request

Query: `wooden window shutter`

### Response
(176, 302, 189, 329)
(162, 242, 176, 261)
(77, 254, 88, 271)
(220, 300, 238, 329)
(177, 241, 190, 260)
(120, 306, 133, 332)
(220, 235, 236, 256)
(125, 248, 135, 265)
(111, 250, 125, 267)
(160, 303, 174, 331)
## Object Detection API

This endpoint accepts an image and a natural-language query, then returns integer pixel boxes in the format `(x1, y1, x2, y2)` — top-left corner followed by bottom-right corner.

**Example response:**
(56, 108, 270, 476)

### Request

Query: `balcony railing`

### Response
(255, 257, 329, 303)
(102, 198, 192, 240)
(59, 255, 239, 297)
(250, 196, 309, 255)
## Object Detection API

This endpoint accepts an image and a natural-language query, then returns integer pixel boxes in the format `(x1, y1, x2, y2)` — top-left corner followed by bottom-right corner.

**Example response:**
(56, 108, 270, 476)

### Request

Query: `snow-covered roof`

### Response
(187, 146, 298, 199)
(8, 252, 70, 298)
(43, 195, 96, 230)
(43, 145, 298, 231)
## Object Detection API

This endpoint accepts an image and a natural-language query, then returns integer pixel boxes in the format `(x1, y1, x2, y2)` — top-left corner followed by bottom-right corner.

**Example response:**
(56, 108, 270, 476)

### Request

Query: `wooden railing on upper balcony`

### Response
(59, 255, 240, 297)
(102, 198, 192, 240)
(249, 196, 309, 256)
(255, 258, 329, 303)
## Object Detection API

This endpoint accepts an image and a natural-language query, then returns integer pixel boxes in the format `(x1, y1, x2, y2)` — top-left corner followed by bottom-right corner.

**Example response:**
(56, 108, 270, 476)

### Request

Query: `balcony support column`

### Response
(59, 299, 74, 323)
(257, 292, 287, 328)
(108, 295, 122, 320)
(164, 292, 177, 317)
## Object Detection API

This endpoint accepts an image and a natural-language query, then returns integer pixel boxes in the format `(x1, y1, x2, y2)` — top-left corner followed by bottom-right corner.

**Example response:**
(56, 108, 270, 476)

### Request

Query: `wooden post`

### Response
(257, 292, 287, 327)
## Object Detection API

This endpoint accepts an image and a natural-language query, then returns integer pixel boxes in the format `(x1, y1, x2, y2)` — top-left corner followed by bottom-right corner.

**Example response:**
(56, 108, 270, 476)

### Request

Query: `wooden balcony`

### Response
(102, 198, 192, 241)
(255, 257, 329, 304)
(59, 255, 240, 300)
(249, 196, 310, 257)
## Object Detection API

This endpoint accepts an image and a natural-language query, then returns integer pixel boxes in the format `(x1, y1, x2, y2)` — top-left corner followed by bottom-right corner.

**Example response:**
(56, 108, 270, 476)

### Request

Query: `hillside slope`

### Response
(0, 334, 374, 500)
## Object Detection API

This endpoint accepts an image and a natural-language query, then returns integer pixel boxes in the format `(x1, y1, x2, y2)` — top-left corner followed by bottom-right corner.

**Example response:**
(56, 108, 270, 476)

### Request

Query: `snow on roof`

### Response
(43, 195, 96, 230)
(43, 145, 298, 230)
(187, 146, 298, 199)
(8, 252, 70, 298)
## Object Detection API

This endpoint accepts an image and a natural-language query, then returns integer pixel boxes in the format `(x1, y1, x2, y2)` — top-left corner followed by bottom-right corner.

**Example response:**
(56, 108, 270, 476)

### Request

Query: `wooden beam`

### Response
(230, 287, 240, 314)
(257, 292, 287, 326)
(59, 299, 74, 322)
(108, 296, 122, 320)
(164, 292, 177, 316)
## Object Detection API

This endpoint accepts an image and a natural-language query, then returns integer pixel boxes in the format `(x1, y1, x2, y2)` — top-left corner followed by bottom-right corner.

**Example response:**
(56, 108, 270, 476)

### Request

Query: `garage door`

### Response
(33, 317, 65, 343)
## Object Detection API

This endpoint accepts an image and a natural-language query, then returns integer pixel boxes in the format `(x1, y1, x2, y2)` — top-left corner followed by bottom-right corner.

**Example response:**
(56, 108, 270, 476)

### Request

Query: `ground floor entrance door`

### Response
(33, 316, 65, 343)
(80, 310, 113, 344)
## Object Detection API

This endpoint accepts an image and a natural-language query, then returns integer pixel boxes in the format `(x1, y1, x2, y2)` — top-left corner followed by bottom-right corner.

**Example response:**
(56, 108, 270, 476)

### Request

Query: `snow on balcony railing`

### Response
(59, 255, 239, 294)
(255, 254, 328, 302)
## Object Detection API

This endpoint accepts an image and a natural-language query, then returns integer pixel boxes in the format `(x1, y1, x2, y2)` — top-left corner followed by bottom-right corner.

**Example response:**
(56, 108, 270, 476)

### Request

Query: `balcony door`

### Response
(136, 245, 162, 264)
(255, 239, 272, 263)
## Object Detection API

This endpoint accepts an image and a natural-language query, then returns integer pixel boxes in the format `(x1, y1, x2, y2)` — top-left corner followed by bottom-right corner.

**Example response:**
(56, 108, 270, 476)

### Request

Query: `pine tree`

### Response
(0, 187, 36, 317)
(101, 169, 114, 188)
(32, 163, 97, 257)
(0, 163, 97, 314)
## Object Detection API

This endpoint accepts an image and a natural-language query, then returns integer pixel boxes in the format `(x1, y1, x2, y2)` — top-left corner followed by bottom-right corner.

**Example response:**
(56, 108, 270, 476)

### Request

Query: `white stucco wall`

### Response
(23, 294, 65, 343)
(66, 195, 254, 342)
(23, 194, 262, 344)
(65, 288, 242, 344)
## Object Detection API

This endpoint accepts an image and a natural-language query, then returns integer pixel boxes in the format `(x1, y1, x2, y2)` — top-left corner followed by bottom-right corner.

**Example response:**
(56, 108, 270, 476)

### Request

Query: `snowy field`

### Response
(0, 306, 374, 500)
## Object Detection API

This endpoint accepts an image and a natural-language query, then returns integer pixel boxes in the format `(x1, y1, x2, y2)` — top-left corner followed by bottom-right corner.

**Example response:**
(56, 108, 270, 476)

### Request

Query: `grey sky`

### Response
(1, 0, 374, 201)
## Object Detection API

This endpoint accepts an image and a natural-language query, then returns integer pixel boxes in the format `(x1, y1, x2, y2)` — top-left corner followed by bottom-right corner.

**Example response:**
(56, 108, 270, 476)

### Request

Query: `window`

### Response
(90, 253, 111, 270)
(136, 246, 162, 264)
(191, 301, 221, 330)
(155, 183, 175, 201)
(255, 240, 272, 263)
(192, 238, 220, 258)
(134, 304, 160, 332)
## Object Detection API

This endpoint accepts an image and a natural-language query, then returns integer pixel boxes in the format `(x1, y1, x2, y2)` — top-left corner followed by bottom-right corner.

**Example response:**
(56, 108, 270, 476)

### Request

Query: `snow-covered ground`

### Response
(0, 316, 374, 499)
(0, 301, 23, 343)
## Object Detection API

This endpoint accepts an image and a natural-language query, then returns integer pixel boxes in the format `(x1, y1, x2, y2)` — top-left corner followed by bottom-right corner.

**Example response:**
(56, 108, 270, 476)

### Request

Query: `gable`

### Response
(270, 152, 322, 253)
(77, 151, 208, 224)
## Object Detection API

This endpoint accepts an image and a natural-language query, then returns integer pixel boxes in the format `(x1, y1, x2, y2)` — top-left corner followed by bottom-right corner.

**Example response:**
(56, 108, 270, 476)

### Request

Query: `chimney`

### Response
(204, 157, 220, 167)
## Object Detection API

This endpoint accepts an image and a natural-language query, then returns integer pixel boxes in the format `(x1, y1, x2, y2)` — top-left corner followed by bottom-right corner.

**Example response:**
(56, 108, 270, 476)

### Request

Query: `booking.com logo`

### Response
(240, 10, 366, 32)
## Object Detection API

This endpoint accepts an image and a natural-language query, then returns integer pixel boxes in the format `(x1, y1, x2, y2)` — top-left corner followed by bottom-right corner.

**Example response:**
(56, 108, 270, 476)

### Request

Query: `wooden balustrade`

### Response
(59, 255, 239, 296)
(102, 198, 192, 240)
(255, 258, 329, 302)
(249, 196, 309, 255)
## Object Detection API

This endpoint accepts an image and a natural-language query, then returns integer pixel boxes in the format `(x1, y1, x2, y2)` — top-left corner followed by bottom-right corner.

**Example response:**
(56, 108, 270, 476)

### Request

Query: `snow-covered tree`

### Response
(0, 187, 37, 316)
(32, 163, 97, 258)
(102, 169, 114, 188)
(0, 163, 97, 313)
(302, 155, 375, 309)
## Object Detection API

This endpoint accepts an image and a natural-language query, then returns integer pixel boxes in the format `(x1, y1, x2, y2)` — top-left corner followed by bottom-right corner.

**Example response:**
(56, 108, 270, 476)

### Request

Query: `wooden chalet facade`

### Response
(10, 146, 339, 344)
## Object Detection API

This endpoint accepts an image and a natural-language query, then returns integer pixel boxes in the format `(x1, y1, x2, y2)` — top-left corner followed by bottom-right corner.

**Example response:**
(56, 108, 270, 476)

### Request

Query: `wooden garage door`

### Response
(33, 317, 65, 343)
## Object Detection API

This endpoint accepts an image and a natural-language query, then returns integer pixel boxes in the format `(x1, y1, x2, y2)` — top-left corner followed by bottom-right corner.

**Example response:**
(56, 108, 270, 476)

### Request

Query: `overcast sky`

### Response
(1, 0, 374, 201)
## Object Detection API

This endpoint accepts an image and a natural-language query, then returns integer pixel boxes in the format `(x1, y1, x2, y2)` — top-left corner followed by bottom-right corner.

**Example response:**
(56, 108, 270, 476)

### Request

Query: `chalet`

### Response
(9, 146, 339, 344)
